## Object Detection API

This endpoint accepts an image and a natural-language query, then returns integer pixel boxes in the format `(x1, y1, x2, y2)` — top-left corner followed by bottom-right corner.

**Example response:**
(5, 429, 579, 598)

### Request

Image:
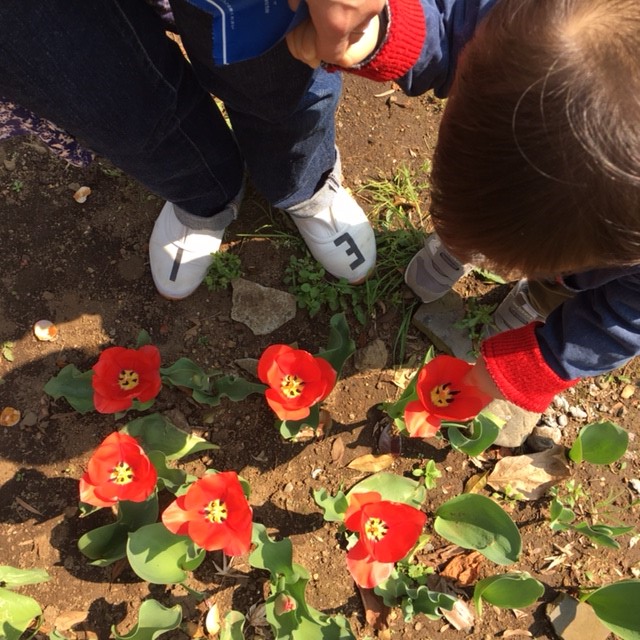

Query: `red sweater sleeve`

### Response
(327, 0, 426, 81)
(481, 323, 579, 413)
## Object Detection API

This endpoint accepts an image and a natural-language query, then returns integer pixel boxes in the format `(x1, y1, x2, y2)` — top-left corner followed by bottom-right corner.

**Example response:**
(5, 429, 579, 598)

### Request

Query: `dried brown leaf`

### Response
(440, 551, 484, 586)
(356, 586, 391, 631)
(442, 599, 474, 631)
(463, 471, 489, 494)
(331, 436, 345, 464)
(347, 453, 395, 472)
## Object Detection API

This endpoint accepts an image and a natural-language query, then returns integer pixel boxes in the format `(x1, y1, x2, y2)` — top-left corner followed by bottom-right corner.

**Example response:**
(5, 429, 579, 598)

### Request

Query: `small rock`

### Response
(569, 406, 588, 419)
(20, 411, 38, 427)
(629, 479, 640, 495)
(527, 425, 562, 451)
(231, 279, 297, 335)
(487, 398, 540, 447)
(354, 338, 388, 370)
(546, 594, 610, 640)
(553, 395, 570, 411)
(620, 384, 636, 399)
(557, 414, 569, 427)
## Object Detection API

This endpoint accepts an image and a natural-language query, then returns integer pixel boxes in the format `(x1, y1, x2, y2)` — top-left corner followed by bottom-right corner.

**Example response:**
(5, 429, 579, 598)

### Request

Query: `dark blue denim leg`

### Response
(172, 7, 342, 211)
(0, 0, 243, 219)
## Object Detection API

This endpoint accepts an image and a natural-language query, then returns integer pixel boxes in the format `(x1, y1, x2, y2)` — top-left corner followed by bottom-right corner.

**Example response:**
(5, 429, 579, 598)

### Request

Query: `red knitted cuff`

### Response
(327, 0, 426, 81)
(481, 323, 579, 413)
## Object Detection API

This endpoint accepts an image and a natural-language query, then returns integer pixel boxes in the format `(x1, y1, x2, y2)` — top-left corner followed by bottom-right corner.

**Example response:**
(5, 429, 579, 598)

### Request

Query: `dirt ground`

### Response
(1, 74, 639, 640)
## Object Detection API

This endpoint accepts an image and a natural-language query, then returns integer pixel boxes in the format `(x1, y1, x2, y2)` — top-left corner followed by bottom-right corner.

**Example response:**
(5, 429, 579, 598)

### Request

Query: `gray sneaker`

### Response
(490, 279, 547, 334)
(404, 233, 471, 303)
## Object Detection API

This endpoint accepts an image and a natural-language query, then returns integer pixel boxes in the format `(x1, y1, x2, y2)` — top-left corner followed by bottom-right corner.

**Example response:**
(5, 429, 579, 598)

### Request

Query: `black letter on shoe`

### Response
(334, 233, 365, 270)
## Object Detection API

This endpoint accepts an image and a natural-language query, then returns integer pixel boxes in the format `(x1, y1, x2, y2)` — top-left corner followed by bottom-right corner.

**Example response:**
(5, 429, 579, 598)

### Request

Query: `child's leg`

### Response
(177, 37, 375, 284)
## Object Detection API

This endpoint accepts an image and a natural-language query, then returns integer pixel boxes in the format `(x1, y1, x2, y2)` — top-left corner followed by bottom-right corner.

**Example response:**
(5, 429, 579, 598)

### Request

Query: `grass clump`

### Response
(204, 251, 242, 291)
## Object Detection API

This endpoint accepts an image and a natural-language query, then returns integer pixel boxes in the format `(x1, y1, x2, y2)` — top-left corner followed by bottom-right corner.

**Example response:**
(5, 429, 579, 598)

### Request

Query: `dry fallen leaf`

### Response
(487, 445, 571, 500)
(356, 585, 391, 631)
(0, 406, 21, 427)
(347, 453, 396, 472)
(54, 610, 88, 631)
(463, 471, 489, 494)
(442, 599, 475, 631)
(331, 436, 345, 464)
(205, 602, 221, 636)
(440, 551, 484, 586)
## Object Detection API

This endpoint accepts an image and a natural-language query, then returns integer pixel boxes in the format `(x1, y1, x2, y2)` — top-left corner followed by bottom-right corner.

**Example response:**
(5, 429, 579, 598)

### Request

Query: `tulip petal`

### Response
(346, 540, 394, 588)
(404, 401, 442, 438)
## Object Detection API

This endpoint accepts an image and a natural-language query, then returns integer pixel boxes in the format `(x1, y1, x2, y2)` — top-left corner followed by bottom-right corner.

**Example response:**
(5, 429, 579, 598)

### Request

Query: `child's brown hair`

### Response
(429, 0, 640, 277)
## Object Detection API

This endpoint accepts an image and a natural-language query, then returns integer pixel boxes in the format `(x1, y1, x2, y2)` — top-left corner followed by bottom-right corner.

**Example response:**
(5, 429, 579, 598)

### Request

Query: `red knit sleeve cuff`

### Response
(326, 0, 426, 81)
(480, 323, 579, 413)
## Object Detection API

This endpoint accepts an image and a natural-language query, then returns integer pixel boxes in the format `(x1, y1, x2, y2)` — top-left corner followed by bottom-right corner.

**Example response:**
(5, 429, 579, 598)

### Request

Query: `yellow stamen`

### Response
(281, 374, 304, 398)
(364, 517, 388, 542)
(110, 461, 134, 485)
(118, 369, 140, 390)
(204, 499, 228, 524)
(430, 382, 460, 408)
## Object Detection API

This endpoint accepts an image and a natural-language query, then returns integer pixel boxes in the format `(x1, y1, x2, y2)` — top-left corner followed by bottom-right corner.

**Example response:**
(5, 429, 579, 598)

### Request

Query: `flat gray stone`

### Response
(488, 398, 541, 447)
(547, 594, 610, 640)
(411, 293, 474, 362)
(354, 338, 388, 370)
(231, 278, 297, 335)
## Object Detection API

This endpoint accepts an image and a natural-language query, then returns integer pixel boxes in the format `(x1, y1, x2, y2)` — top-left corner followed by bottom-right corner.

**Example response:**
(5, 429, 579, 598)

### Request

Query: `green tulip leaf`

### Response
(279, 404, 320, 440)
(584, 580, 640, 640)
(473, 572, 544, 616)
(122, 414, 218, 460)
(78, 497, 159, 565)
(434, 494, 521, 565)
(313, 488, 349, 523)
(569, 421, 628, 465)
(111, 599, 182, 640)
(347, 472, 426, 509)
(147, 450, 188, 493)
(127, 523, 204, 584)
(249, 524, 299, 584)
(43, 364, 95, 414)
(446, 411, 503, 457)
(0, 566, 49, 589)
(0, 588, 42, 640)
(316, 313, 355, 377)
(220, 610, 246, 640)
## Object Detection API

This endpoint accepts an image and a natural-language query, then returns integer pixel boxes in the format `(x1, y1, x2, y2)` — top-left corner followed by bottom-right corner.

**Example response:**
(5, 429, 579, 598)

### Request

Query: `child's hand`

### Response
(463, 356, 505, 401)
(286, 0, 382, 68)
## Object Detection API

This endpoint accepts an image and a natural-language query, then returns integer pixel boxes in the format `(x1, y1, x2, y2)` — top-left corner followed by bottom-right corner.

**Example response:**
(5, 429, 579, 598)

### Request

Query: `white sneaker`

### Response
(404, 233, 471, 303)
(489, 279, 546, 334)
(289, 187, 376, 283)
(149, 202, 224, 299)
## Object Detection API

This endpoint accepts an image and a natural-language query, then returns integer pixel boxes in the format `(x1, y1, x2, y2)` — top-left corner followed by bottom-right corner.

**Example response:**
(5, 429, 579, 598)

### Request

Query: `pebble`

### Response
(553, 395, 570, 412)
(557, 414, 569, 427)
(569, 406, 588, 419)
(630, 479, 640, 495)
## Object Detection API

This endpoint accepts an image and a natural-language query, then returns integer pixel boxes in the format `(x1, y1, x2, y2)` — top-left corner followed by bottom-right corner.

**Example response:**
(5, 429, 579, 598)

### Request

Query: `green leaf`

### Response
(549, 498, 575, 531)
(122, 414, 218, 460)
(160, 358, 215, 392)
(147, 450, 188, 493)
(584, 580, 640, 640)
(434, 494, 521, 565)
(207, 375, 266, 404)
(313, 488, 349, 522)
(0, 566, 49, 589)
(0, 588, 42, 640)
(316, 313, 355, 377)
(111, 599, 182, 640)
(279, 405, 320, 440)
(446, 412, 503, 457)
(78, 497, 159, 565)
(220, 610, 246, 640)
(572, 522, 622, 549)
(135, 330, 152, 348)
(127, 523, 205, 584)
(346, 472, 426, 509)
(248, 524, 298, 583)
(43, 364, 95, 413)
(569, 421, 629, 465)
(473, 573, 544, 616)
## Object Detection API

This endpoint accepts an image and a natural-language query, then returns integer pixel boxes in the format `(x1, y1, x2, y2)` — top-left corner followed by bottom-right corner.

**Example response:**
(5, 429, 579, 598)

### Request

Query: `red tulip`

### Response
(344, 491, 426, 588)
(79, 432, 157, 508)
(92, 345, 162, 414)
(257, 344, 336, 421)
(404, 355, 490, 437)
(162, 472, 252, 556)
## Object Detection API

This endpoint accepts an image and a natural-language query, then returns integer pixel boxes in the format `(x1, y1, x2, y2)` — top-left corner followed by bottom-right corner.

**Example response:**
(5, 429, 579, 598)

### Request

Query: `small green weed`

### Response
(10, 179, 24, 193)
(204, 251, 242, 291)
(455, 298, 497, 347)
(1, 341, 14, 362)
(411, 458, 442, 490)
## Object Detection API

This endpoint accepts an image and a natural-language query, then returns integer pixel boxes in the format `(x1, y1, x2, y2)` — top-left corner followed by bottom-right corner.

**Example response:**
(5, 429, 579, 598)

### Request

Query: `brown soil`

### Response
(0, 75, 639, 640)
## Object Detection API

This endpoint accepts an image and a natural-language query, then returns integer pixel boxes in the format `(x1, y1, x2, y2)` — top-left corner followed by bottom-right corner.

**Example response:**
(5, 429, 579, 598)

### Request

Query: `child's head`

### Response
(429, 0, 640, 277)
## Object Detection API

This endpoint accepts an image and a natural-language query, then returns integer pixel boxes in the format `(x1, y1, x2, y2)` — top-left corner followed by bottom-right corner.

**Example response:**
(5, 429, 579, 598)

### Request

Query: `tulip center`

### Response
(281, 374, 305, 398)
(430, 382, 460, 408)
(118, 369, 140, 391)
(364, 517, 388, 542)
(110, 461, 134, 485)
(204, 499, 228, 524)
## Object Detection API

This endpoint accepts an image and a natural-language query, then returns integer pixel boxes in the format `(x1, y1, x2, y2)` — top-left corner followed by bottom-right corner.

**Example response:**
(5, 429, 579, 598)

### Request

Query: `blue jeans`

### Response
(0, 0, 341, 226)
